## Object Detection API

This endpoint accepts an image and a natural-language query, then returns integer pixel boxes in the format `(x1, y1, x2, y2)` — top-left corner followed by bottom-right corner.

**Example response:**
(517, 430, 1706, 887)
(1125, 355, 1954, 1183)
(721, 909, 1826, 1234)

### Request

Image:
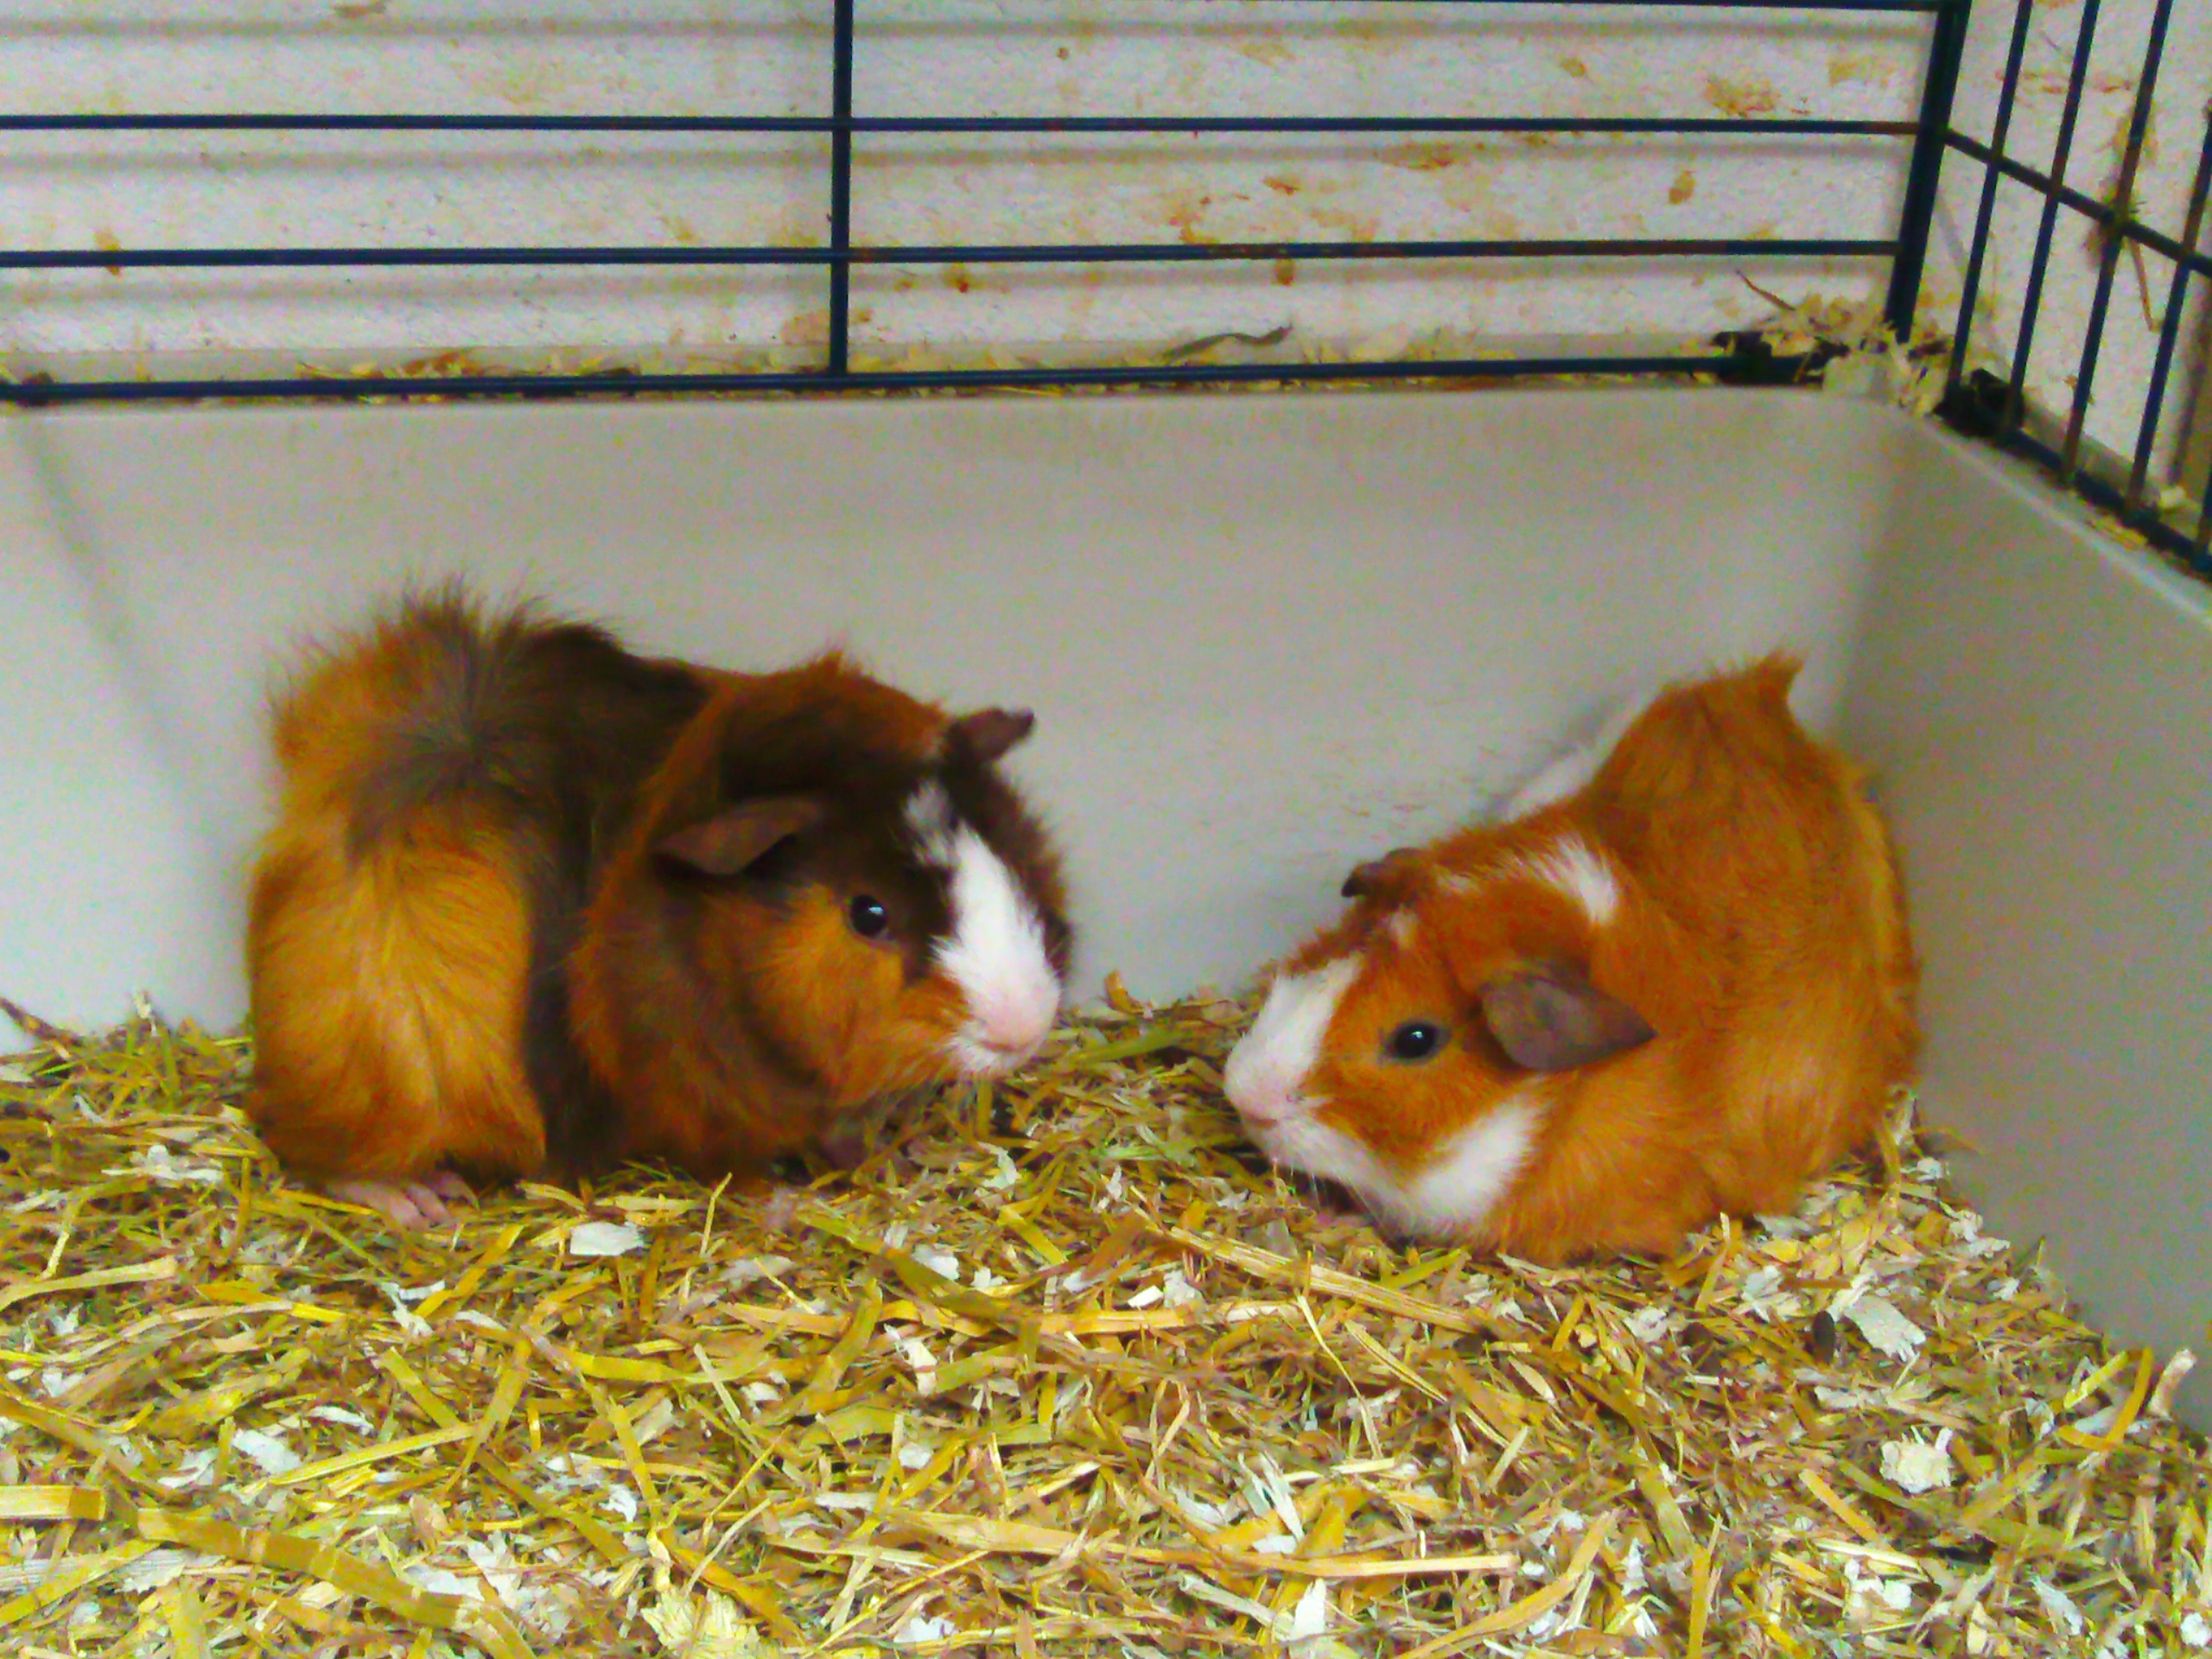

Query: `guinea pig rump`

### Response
(246, 794, 546, 1185)
(246, 589, 706, 1202)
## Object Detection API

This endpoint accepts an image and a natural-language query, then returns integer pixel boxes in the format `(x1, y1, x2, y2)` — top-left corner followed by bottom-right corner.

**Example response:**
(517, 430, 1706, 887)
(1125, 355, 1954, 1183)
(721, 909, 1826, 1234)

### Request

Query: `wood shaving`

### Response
(0, 995, 2204, 1655)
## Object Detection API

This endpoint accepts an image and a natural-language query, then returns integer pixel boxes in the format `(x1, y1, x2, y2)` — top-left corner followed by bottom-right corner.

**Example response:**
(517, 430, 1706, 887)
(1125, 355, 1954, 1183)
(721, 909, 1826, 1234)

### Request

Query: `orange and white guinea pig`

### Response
(1224, 656, 1917, 1264)
(245, 587, 1071, 1229)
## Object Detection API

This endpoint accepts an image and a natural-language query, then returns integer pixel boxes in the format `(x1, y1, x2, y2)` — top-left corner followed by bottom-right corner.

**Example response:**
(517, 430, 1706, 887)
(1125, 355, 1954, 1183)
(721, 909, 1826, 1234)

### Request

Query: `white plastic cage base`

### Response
(2, 384, 2206, 1426)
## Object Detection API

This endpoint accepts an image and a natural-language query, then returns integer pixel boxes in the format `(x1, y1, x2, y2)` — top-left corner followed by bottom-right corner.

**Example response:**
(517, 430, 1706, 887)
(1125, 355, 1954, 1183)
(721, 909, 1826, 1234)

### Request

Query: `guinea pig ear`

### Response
(655, 795, 825, 878)
(1342, 847, 1418, 899)
(1476, 958, 1654, 1073)
(947, 707, 1036, 765)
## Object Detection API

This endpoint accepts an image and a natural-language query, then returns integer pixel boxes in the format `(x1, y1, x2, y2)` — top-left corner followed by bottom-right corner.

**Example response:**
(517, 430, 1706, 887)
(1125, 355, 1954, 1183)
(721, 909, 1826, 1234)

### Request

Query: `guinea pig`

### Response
(1224, 656, 1917, 1264)
(245, 587, 1071, 1228)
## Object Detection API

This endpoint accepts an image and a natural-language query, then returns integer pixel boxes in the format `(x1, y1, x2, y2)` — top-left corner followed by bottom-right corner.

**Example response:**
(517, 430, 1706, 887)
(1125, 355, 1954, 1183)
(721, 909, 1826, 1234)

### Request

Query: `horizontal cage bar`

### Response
(0, 351, 1777, 408)
(0, 114, 1917, 137)
(1977, 420, 2212, 581)
(0, 238, 1897, 270)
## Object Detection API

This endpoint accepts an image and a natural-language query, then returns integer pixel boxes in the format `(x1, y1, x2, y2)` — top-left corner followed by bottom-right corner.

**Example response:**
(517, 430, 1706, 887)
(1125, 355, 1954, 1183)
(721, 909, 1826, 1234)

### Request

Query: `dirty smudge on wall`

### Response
(0, 0, 2200, 482)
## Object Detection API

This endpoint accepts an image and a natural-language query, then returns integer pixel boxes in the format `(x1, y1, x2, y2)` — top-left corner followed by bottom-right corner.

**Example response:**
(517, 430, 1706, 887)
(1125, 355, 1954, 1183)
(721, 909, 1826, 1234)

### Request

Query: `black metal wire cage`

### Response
(0, 0, 2205, 575)
(1937, 0, 2208, 575)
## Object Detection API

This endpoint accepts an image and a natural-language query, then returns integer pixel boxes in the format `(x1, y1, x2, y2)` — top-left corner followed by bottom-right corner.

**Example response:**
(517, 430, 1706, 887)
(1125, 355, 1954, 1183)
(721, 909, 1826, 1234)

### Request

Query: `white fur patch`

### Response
(937, 826, 1060, 1073)
(1514, 834, 1620, 928)
(1385, 909, 1419, 950)
(1497, 685, 1656, 819)
(1250, 1090, 1543, 1244)
(903, 782, 957, 868)
(1378, 1093, 1544, 1240)
(1250, 1112, 1395, 1197)
(1224, 957, 1358, 1127)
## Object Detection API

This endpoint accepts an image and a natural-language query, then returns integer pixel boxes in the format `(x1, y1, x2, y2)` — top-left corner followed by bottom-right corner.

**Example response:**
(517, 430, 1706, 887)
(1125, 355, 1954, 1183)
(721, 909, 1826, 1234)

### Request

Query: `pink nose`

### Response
(968, 991, 1055, 1056)
(1228, 1074, 1294, 1133)
(1224, 1032, 1302, 1124)
(982, 1015, 1052, 1057)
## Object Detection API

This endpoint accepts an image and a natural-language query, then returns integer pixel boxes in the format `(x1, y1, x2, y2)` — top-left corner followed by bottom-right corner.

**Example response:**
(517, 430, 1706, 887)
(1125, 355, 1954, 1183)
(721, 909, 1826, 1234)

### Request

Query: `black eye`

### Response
(1386, 1021, 1446, 1063)
(848, 895, 890, 938)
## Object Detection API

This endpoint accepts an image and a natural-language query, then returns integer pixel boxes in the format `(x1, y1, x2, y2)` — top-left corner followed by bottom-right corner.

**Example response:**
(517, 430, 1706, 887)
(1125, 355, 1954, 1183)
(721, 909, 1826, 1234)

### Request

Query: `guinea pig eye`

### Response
(848, 895, 891, 939)
(1385, 1020, 1446, 1063)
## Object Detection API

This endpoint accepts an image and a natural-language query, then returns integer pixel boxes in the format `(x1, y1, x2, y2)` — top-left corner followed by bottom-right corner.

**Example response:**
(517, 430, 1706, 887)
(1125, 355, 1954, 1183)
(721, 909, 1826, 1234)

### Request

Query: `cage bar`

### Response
(0, 0, 1951, 410)
(2129, 111, 2212, 517)
(1942, 0, 2037, 410)
(827, 0, 856, 378)
(1882, 0, 1970, 341)
(1932, 0, 2210, 572)
(2058, 0, 2175, 486)
(1999, 0, 2106, 442)
(0, 236, 1897, 273)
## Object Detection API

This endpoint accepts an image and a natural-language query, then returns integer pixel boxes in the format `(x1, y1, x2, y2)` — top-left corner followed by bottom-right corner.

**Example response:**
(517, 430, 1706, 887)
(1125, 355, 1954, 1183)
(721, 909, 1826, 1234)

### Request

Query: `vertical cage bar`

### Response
(1945, 0, 2039, 404)
(2002, 0, 2104, 435)
(1885, 0, 1973, 341)
(2058, 0, 2172, 484)
(2128, 105, 2212, 513)
(826, 0, 857, 378)
(2198, 428, 2212, 563)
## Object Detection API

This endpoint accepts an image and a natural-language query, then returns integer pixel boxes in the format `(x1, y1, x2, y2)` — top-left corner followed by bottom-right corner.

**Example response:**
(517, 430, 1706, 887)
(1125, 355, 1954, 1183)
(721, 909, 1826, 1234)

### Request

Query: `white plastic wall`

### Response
(1841, 422, 2212, 1439)
(0, 385, 1894, 1021)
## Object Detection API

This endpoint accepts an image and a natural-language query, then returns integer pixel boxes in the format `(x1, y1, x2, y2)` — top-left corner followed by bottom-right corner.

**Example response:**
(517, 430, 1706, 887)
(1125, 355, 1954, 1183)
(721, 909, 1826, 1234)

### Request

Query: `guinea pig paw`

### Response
(422, 1169, 475, 1205)
(328, 1177, 468, 1232)
(1304, 1179, 1417, 1249)
(1300, 1174, 1369, 1224)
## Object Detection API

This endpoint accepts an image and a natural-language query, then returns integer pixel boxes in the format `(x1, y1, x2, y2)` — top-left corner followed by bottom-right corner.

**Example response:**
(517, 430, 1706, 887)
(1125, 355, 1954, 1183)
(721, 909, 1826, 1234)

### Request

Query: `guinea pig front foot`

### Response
(1303, 1175, 1370, 1224)
(1274, 1167, 1363, 1224)
(327, 1171, 473, 1231)
(1290, 1173, 1422, 1247)
(814, 1086, 933, 1173)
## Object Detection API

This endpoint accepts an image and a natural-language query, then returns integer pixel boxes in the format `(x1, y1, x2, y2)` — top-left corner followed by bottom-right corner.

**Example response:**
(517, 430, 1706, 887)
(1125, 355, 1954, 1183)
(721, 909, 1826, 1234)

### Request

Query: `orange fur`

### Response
(1274, 657, 1917, 1263)
(246, 626, 543, 1185)
(569, 880, 969, 1173)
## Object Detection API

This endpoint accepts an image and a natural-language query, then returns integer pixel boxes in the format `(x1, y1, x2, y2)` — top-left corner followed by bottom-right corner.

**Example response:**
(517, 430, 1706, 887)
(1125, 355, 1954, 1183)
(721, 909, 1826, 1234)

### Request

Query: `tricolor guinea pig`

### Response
(1224, 656, 1916, 1263)
(245, 588, 1071, 1228)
